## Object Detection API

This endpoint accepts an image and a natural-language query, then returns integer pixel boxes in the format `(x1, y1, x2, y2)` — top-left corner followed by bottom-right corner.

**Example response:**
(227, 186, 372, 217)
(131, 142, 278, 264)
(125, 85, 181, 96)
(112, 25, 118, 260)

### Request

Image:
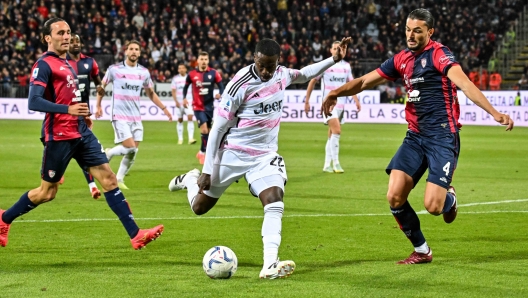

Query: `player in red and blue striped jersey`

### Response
(322, 9, 513, 264)
(0, 18, 163, 250)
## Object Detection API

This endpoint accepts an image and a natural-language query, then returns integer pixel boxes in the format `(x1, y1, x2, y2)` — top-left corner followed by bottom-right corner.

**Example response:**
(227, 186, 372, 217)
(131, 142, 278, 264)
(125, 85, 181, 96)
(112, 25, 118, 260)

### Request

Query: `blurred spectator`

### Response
(489, 71, 502, 91)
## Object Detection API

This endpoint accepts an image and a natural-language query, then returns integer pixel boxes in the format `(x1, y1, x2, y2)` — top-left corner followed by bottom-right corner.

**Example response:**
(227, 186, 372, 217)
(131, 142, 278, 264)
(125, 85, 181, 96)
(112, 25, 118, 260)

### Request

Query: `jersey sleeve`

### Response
(214, 70, 222, 83)
(29, 60, 52, 88)
(376, 56, 399, 81)
(90, 58, 100, 78)
(143, 71, 154, 88)
(347, 64, 354, 81)
(102, 66, 114, 85)
(432, 46, 459, 75)
(170, 77, 177, 89)
(216, 80, 244, 121)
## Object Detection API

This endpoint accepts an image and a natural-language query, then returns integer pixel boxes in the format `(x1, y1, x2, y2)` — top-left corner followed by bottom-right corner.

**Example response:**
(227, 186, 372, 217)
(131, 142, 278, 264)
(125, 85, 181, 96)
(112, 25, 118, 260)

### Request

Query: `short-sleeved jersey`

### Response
(30, 51, 87, 142)
(316, 60, 353, 107)
(186, 67, 222, 112)
(216, 64, 302, 156)
(171, 74, 192, 103)
(376, 40, 461, 137)
(102, 61, 153, 122)
(67, 53, 99, 105)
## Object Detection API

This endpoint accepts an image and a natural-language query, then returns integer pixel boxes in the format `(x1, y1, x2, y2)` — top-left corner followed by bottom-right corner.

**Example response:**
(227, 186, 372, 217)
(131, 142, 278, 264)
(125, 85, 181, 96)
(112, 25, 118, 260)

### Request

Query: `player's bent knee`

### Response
(386, 192, 406, 208)
(259, 187, 284, 206)
(192, 194, 217, 215)
(424, 201, 442, 216)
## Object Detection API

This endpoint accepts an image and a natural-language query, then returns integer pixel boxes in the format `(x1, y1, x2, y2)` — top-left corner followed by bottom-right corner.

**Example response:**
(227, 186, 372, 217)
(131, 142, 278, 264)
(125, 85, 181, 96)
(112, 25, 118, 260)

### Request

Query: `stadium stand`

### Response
(0, 0, 526, 98)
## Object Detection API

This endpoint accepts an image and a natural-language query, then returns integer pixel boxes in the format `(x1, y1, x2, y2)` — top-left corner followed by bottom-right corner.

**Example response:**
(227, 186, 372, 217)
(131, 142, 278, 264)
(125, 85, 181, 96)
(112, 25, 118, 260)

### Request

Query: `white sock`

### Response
(187, 121, 194, 140)
(108, 145, 135, 160)
(262, 201, 284, 268)
(184, 174, 200, 211)
(124, 148, 138, 176)
(88, 182, 97, 190)
(330, 134, 340, 164)
(116, 148, 137, 181)
(324, 138, 331, 167)
(414, 242, 430, 254)
(177, 122, 184, 141)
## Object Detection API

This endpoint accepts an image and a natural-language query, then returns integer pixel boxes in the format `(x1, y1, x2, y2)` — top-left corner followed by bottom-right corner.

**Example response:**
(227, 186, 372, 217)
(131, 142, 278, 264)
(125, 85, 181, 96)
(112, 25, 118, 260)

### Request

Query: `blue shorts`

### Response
(386, 130, 460, 189)
(194, 110, 213, 128)
(41, 132, 108, 183)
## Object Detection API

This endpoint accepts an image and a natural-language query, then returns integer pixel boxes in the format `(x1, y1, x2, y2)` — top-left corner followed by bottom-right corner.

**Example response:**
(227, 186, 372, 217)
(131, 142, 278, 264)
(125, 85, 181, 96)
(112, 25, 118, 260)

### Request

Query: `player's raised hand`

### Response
(197, 173, 211, 194)
(321, 94, 337, 117)
(68, 103, 90, 116)
(95, 105, 103, 118)
(494, 113, 514, 131)
(333, 37, 352, 62)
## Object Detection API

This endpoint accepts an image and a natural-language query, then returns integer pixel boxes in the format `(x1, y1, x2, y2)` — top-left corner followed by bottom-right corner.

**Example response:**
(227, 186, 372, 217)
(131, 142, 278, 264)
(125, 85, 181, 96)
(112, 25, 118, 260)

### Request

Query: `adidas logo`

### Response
(249, 92, 260, 100)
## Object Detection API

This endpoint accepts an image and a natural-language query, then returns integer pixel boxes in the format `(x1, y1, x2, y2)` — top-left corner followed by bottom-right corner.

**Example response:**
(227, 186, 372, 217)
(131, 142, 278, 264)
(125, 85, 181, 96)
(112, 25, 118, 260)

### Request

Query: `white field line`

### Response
(11, 198, 528, 224)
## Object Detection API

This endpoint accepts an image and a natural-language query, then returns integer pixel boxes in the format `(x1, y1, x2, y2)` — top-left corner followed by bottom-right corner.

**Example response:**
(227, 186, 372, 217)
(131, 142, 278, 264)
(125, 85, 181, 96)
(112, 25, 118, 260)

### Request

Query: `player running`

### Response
(95, 40, 172, 190)
(170, 37, 351, 278)
(322, 9, 513, 264)
(304, 41, 361, 173)
(0, 18, 163, 250)
(182, 51, 224, 164)
(171, 64, 196, 145)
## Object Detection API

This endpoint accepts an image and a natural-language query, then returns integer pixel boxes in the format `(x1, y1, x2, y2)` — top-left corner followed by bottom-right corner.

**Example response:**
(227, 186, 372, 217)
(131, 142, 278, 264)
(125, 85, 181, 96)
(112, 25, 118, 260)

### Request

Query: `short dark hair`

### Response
(72, 33, 84, 45)
(40, 18, 66, 44)
(126, 40, 141, 49)
(199, 51, 209, 57)
(255, 39, 280, 57)
(408, 9, 435, 29)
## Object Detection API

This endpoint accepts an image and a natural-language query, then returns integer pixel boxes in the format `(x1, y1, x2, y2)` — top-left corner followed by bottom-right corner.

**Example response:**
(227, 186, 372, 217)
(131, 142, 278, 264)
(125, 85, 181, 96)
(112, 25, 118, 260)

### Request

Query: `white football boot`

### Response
(259, 259, 296, 279)
(168, 169, 200, 191)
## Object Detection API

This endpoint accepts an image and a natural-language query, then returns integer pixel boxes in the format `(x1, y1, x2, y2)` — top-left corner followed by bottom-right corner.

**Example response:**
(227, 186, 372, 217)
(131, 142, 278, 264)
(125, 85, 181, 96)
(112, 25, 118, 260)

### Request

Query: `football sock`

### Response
(2, 192, 37, 224)
(330, 134, 340, 164)
(108, 145, 136, 159)
(324, 138, 331, 167)
(187, 121, 195, 140)
(414, 242, 430, 254)
(184, 174, 200, 211)
(201, 133, 209, 152)
(123, 148, 138, 176)
(117, 148, 138, 181)
(88, 182, 97, 191)
(104, 187, 139, 238)
(177, 122, 183, 141)
(442, 191, 456, 214)
(83, 170, 95, 184)
(262, 201, 284, 268)
(390, 201, 426, 248)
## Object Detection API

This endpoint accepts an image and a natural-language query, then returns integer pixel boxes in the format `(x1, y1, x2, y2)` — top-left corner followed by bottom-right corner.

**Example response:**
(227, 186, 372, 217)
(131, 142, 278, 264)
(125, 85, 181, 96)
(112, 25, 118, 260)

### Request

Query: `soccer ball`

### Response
(202, 246, 238, 279)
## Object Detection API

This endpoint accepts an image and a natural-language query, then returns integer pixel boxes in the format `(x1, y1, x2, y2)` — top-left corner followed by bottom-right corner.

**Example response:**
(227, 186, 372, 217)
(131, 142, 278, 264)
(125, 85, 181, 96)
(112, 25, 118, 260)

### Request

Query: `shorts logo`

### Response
(48, 170, 56, 178)
(440, 177, 448, 183)
(439, 55, 454, 64)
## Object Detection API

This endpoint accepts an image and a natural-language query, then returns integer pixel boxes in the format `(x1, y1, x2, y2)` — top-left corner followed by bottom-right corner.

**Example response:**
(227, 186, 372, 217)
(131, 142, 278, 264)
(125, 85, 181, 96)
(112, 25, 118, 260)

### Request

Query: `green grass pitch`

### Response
(0, 119, 527, 297)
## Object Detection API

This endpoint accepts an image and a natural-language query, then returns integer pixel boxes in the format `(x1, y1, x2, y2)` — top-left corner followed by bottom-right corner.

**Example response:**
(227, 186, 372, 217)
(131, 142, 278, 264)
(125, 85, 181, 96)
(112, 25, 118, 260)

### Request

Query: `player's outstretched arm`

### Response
(146, 87, 173, 121)
(447, 65, 514, 131)
(322, 70, 386, 117)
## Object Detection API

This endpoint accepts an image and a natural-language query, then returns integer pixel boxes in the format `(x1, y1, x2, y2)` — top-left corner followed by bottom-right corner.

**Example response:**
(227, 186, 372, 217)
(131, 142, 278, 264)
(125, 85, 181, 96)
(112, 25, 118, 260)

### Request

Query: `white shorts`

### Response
(175, 105, 194, 119)
(204, 150, 288, 199)
(112, 120, 144, 143)
(323, 106, 345, 125)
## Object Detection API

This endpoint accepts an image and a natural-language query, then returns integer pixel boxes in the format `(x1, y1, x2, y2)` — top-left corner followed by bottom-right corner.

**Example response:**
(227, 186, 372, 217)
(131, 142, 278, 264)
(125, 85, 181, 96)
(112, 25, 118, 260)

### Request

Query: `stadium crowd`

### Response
(0, 0, 525, 97)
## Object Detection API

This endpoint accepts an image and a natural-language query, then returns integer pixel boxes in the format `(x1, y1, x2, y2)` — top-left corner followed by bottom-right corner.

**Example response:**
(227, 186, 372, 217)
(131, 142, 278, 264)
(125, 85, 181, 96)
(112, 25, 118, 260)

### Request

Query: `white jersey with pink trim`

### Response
(216, 64, 302, 157)
(170, 74, 192, 103)
(316, 60, 353, 108)
(102, 62, 153, 121)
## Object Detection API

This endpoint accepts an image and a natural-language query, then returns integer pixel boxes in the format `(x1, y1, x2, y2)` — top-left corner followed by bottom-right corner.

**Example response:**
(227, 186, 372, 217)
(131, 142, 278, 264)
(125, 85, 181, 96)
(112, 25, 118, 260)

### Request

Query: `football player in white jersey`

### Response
(304, 41, 361, 173)
(169, 37, 351, 279)
(171, 64, 196, 145)
(95, 40, 172, 189)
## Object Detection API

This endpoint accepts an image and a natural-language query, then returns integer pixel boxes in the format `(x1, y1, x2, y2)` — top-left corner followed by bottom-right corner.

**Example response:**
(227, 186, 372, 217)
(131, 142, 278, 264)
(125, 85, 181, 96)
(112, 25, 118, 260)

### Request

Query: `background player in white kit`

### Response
(171, 64, 196, 145)
(95, 40, 172, 189)
(169, 37, 351, 279)
(304, 41, 361, 173)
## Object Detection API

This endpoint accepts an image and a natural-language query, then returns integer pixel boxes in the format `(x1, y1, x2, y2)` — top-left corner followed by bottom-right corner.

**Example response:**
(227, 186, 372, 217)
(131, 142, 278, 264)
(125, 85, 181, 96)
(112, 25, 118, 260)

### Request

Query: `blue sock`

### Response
(104, 188, 139, 238)
(390, 201, 426, 247)
(201, 133, 209, 152)
(83, 170, 95, 184)
(2, 192, 37, 224)
(442, 192, 455, 214)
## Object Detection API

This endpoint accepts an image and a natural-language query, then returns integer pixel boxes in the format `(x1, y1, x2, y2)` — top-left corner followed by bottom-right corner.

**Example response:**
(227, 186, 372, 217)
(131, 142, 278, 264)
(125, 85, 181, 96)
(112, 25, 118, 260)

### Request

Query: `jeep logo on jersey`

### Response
(254, 100, 283, 114)
(121, 83, 141, 91)
(439, 55, 454, 64)
(329, 76, 346, 83)
(407, 90, 421, 102)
